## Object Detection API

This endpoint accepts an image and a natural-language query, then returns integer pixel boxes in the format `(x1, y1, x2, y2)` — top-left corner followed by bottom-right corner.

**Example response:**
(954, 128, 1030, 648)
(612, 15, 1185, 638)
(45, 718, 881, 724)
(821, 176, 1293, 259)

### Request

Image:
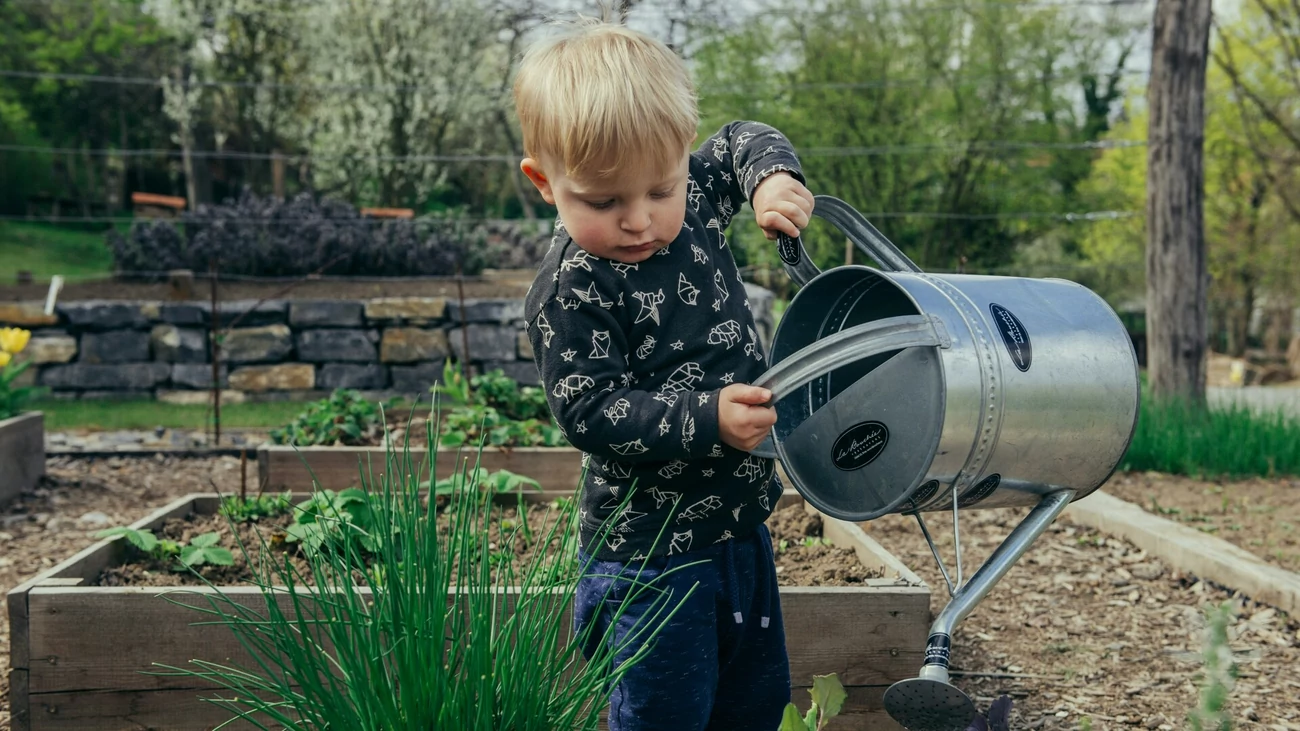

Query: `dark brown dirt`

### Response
(863, 498, 1300, 730)
(766, 501, 885, 586)
(0, 275, 532, 303)
(1103, 472, 1300, 573)
(89, 497, 883, 589)
(6, 460, 1299, 730)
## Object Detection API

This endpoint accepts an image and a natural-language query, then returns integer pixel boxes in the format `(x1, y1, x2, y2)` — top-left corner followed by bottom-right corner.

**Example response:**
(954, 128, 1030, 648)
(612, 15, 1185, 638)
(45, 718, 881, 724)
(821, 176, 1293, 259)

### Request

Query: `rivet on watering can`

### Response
(891, 648, 900, 657)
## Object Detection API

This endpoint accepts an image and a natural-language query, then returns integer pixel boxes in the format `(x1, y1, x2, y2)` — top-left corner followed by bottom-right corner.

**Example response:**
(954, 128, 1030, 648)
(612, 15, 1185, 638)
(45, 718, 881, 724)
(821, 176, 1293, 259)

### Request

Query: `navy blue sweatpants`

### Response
(572, 523, 790, 731)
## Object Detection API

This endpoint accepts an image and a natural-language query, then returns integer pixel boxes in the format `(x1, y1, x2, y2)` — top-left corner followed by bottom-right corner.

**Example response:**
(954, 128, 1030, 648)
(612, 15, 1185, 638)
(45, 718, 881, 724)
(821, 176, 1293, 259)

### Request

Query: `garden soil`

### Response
(2, 457, 1298, 730)
(89, 496, 882, 589)
(1103, 472, 1300, 573)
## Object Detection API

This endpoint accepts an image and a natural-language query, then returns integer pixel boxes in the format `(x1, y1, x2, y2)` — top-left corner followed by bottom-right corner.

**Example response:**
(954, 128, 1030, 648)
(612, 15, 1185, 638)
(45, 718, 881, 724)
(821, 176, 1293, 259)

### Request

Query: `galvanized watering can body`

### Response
(751, 196, 1140, 731)
(767, 264, 1140, 523)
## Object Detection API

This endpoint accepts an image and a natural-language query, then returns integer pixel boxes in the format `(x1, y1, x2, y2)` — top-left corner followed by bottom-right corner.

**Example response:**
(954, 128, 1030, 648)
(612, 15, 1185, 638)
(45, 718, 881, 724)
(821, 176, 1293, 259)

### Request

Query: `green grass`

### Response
(1122, 391, 1300, 478)
(0, 221, 117, 281)
(32, 398, 316, 431)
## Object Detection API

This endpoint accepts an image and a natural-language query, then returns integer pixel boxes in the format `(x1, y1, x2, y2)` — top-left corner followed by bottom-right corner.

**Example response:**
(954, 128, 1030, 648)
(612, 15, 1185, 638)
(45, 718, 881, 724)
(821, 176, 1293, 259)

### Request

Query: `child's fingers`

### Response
(725, 384, 773, 405)
(757, 211, 801, 239)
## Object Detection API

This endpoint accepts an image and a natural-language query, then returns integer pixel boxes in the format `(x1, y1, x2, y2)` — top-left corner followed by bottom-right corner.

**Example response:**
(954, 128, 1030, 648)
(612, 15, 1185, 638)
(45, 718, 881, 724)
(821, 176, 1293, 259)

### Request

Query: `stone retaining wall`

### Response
(0, 285, 776, 403)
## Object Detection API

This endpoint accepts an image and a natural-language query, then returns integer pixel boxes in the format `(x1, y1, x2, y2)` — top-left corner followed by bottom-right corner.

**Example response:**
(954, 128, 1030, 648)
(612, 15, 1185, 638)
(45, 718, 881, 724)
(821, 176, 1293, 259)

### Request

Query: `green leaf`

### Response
(778, 703, 810, 731)
(190, 532, 221, 548)
(810, 673, 847, 721)
(803, 703, 818, 730)
(95, 527, 157, 553)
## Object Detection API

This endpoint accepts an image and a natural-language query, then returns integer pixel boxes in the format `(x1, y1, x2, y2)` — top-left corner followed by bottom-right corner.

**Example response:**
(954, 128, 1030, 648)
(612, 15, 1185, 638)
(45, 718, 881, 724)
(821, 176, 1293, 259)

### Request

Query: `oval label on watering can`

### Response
(958, 473, 1001, 507)
(989, 303, 1032, 372)
(831, 421, 889, 471)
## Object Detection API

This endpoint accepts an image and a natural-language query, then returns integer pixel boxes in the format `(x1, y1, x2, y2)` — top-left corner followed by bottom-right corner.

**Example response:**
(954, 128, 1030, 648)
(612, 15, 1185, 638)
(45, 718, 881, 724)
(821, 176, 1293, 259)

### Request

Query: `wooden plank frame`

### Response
(7, 489, 930, 731)
(258, 443, 588, 494)
(0, 411, 45, 510)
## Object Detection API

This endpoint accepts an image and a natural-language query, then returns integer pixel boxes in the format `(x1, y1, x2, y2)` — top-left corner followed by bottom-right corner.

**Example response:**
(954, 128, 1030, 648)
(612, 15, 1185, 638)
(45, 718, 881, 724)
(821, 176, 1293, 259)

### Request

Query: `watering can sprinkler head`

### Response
(760, 196, 1139, 731)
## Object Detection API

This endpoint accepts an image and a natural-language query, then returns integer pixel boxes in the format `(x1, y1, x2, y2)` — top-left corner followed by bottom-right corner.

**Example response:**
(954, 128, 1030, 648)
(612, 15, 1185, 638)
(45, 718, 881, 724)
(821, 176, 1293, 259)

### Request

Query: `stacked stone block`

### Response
(0, 284, 775, 402)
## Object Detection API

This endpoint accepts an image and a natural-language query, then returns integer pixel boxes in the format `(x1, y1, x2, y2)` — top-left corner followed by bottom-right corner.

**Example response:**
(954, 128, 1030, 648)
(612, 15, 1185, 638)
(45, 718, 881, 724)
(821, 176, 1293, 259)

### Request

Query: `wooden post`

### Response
(272, 149, 285, 200)
(209, 258, 221, 446)
(1145, 0, 1212, 403)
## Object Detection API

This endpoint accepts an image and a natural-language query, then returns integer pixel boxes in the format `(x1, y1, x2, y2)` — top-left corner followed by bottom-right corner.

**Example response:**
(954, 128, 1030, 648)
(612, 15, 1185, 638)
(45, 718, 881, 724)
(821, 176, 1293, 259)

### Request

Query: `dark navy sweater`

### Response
(524, 121, 805, 561)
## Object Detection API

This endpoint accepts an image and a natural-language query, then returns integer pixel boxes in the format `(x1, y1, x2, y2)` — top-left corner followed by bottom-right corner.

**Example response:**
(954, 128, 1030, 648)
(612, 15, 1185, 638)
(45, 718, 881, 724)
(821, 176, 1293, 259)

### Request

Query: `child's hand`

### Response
(752, 172, 814, 241)
(718, 384, 777, 452)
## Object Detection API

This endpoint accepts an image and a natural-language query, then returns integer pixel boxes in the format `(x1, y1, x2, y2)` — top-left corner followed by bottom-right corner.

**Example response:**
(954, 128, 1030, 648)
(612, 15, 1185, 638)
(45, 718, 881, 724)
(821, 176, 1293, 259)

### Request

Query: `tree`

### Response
(1213, 0, 1300, 224)
(0, 0, 176, 214)
(689, 0, 1145, 282)
(299, 0, 515, 210)
(1145, 0, 1212, 402)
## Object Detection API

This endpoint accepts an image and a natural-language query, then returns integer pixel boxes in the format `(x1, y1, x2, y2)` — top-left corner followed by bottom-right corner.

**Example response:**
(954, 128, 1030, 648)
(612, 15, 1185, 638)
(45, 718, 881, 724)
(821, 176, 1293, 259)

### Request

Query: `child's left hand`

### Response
(752, 172, 814, 241)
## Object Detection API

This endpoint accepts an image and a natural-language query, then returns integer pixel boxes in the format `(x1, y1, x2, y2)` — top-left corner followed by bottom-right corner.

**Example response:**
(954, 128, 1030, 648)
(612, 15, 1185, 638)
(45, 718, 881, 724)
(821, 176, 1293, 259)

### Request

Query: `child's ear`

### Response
(520, 158, 556, 205)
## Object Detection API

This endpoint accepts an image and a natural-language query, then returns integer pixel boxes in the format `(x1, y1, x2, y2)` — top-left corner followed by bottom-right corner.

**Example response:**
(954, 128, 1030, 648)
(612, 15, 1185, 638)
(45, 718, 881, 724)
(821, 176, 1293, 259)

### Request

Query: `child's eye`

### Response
(651, 188, 675, 200)
(586, 199, 615, 210)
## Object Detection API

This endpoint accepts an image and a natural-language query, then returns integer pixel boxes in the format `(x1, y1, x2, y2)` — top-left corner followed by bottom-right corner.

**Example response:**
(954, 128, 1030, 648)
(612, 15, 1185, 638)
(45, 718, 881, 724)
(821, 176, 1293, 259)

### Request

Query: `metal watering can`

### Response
(749, 196, 1140, 731)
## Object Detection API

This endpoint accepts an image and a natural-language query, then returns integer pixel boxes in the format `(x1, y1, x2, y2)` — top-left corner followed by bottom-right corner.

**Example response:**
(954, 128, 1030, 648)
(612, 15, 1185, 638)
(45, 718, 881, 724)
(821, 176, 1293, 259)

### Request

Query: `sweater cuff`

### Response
(744, 157, 805, 202)
(686, 388, 725, 459)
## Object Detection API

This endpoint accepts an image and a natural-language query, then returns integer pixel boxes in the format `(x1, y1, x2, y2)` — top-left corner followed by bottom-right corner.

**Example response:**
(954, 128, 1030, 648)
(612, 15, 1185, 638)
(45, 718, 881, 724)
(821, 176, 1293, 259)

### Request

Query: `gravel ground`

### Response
(2, 460, 1298, 730)
(864, 498, 1300, 730)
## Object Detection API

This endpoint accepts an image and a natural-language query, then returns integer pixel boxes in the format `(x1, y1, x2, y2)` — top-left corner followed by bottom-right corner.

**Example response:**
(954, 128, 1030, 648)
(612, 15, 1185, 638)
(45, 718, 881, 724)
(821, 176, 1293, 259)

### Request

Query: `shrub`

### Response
(1122, 391, 1300, 478)
(106, 188, 549, 277)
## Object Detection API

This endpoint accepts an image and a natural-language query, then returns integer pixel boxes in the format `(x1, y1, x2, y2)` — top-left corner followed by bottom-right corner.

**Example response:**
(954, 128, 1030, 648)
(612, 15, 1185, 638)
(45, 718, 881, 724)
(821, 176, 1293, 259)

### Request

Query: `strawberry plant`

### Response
(269, 389, 398, 447)
(93, 527, 234, 569)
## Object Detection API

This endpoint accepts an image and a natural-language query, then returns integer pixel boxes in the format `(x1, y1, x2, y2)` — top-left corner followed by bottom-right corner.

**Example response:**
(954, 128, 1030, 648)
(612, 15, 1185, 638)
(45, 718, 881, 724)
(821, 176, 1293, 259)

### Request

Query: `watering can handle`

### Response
(746, 314, 944, 458)
(753, 314, 946, 406)
(775, 195, 923, 285)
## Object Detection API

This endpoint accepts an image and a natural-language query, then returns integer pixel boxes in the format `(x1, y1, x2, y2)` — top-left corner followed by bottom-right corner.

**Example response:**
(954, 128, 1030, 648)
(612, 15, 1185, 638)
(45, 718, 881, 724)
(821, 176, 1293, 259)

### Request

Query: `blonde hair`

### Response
(513, 16, 698, 181)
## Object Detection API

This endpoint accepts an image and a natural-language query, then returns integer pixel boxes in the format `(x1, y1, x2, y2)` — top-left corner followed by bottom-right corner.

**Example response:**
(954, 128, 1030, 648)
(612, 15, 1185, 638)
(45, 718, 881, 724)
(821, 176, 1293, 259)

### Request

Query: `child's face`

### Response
(522, 151, 689, 264)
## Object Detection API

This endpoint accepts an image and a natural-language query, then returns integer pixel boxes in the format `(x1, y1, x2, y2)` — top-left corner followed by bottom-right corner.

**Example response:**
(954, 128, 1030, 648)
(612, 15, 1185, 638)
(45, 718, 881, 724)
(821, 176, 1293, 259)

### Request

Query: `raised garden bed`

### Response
(258, 442, 584, 493)
(7, 488, 929, 731)
(0, 411, 44, 510)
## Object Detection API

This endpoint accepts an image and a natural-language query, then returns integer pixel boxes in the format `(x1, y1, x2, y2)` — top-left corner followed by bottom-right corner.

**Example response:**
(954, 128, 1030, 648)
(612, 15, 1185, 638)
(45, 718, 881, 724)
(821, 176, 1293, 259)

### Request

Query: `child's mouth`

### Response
(624, 242, 657, 254)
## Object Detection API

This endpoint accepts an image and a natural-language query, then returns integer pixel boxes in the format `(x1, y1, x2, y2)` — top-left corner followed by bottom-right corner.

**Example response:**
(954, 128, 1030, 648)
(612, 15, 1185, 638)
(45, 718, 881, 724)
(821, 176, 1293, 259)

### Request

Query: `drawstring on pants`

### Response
(722, 529, 775, 628)
(724, 538, 743, 624)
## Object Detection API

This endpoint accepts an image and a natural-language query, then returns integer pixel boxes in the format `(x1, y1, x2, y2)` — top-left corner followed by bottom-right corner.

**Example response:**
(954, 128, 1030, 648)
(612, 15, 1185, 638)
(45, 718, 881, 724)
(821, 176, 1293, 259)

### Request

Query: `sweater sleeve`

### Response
(692, 120, 806, 229)
(527, 287, 724, 464)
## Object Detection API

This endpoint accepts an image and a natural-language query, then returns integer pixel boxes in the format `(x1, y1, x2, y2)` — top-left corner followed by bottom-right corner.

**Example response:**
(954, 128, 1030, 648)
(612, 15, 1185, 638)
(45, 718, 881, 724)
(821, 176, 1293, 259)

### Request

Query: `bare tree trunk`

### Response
(176, 67, 198, 211)
(1145, 0, 1212, 402)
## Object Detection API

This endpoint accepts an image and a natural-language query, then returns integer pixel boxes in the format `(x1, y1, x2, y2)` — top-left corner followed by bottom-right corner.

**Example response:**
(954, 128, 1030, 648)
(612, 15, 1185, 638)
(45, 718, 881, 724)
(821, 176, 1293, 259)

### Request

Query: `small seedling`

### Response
(219, 492, 292, 522)
(778, 673, 846, 731)
(94, 526, 232, 568)
(179, 532, 235, 567)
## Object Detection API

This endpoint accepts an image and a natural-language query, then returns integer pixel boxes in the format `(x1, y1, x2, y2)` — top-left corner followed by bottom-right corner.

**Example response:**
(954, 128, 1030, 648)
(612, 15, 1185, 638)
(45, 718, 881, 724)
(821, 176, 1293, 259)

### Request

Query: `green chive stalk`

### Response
(153, 397, 696, 729)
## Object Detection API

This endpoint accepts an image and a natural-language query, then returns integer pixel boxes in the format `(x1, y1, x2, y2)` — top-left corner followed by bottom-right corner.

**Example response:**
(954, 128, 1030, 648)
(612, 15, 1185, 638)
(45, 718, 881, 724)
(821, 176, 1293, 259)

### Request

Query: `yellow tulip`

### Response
(0, 351, 11, 368)
(0, 327, 31, 354)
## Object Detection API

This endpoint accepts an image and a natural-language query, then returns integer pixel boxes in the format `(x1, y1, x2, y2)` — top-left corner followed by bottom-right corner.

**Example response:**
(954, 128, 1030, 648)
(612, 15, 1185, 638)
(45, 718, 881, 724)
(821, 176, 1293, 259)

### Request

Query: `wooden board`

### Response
(258, 444, 586, 492)
(24, 684, 900, 731)
(13, 491, 929, 730)
(1066, 490, 1300, 614)
(0, 411, 45, 509)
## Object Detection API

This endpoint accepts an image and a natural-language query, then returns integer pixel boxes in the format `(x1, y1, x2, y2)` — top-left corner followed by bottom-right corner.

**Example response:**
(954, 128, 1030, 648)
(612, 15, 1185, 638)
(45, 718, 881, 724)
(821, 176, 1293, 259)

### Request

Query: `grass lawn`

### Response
(33, 398, 313, 432)
(0, 221, 117, 281)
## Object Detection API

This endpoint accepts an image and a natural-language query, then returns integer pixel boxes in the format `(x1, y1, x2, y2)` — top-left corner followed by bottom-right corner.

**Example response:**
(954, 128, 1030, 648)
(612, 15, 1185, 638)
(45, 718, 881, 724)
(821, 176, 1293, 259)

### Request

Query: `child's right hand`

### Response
(718, 384, 778, 452)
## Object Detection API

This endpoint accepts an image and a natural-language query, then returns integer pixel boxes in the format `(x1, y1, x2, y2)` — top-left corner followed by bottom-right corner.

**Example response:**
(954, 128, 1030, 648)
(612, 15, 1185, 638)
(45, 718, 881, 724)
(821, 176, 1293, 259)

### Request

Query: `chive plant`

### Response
(155, 399, 697, 730)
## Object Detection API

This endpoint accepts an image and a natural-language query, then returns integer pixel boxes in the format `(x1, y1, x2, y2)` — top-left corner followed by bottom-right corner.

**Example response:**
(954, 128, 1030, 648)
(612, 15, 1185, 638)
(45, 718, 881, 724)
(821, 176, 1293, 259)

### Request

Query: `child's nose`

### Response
(621, 205, 651, 233)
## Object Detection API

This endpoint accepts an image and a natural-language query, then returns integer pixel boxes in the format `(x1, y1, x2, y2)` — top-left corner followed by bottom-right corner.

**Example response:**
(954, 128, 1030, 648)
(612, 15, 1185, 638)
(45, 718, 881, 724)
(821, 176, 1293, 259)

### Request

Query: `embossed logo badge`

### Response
(831, 421, 889, 471)
(989, 303, 1032, 372)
